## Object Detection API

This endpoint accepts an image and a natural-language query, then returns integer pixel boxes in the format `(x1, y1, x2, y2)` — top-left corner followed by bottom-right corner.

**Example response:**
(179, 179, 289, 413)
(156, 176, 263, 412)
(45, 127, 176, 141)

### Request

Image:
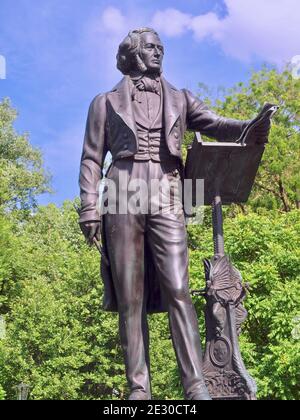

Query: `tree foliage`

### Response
(0, 99, 51, 213)
(0, 203, 298, 400)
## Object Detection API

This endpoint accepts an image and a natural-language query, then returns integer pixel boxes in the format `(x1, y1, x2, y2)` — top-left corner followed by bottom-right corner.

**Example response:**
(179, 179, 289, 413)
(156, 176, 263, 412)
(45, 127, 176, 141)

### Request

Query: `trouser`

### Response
(103, 158, 207, 399)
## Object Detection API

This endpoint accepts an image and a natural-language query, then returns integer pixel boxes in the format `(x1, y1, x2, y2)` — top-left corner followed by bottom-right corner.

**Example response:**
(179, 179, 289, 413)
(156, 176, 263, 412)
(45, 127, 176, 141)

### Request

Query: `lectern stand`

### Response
(185, 133, 266, 400)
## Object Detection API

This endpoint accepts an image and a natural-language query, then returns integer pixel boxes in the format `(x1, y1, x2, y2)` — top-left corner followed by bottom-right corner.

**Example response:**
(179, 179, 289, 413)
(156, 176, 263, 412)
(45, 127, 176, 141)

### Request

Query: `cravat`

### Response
(135, 77, 160, 95)
(131, 76, 161, 102)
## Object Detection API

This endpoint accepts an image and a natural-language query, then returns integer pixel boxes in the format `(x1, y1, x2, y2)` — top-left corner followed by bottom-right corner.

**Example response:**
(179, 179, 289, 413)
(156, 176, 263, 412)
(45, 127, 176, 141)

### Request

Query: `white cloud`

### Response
(151, 0, 300, 66)
(100, 7, 127, 35)
(151, 8, 191, 37)
(82, 0, 299, 86)
(189, 12, 222, 41)
(83, 7, 149, 85)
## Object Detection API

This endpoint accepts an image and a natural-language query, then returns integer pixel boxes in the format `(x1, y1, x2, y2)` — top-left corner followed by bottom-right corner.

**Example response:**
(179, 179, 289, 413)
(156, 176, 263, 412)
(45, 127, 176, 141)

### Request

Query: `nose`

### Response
(154, 47, 161, 57)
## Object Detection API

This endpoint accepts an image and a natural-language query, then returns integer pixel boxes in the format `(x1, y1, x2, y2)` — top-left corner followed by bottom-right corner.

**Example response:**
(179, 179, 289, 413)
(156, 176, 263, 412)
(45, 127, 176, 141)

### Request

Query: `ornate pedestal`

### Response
(185, 132, 277, 400)
(193, 196, 257, 400)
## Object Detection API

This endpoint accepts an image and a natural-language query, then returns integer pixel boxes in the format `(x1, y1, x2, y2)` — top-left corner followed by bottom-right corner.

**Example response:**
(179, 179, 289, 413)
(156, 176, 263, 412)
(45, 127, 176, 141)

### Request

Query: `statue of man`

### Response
(79, 28, 269, 400)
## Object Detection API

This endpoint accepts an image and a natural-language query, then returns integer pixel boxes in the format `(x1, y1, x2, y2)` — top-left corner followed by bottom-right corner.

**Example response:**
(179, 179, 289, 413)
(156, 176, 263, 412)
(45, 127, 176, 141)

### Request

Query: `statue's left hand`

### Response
(251, 118, 271, 144)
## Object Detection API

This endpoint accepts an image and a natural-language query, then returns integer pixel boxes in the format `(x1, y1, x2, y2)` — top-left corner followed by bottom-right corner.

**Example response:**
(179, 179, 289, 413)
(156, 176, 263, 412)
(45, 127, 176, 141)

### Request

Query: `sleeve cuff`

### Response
(79, 211, 101, 224)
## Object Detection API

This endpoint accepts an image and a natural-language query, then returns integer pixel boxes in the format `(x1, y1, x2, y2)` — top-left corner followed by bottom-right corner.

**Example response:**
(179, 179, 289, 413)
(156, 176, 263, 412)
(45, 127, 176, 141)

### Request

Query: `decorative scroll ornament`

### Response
(201, 255, 257, 400)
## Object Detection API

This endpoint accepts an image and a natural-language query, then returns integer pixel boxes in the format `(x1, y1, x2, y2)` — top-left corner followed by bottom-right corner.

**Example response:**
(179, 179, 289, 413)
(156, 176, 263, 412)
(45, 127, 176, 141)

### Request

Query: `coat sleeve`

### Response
(79, 94, 108, 223)
(183, 89, 249, 141)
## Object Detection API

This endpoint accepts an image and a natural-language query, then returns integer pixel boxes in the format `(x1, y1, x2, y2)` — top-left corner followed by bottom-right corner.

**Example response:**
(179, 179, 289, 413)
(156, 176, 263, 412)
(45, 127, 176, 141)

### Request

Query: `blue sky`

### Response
(0, 0, 299, 205)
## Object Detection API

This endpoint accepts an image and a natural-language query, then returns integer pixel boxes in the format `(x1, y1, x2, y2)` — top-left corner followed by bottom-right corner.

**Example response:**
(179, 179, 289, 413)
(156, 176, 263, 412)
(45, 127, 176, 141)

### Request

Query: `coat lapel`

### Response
(108, 76, 181, 142)
(108, 76, 138, 139)
(161, 77, 181, 137)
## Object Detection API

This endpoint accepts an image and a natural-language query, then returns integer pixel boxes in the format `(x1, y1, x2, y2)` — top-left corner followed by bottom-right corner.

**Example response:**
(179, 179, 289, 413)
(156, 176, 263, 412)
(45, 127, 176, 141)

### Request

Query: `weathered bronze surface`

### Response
(186, 133, 266, 206)
(78, 28, 272, 400)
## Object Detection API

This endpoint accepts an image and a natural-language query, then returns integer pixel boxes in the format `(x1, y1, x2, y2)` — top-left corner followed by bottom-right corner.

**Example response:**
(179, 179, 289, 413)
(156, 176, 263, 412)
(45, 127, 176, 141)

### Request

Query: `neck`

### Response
(145, 70, 161, 78)
(129, 70, 144, 79)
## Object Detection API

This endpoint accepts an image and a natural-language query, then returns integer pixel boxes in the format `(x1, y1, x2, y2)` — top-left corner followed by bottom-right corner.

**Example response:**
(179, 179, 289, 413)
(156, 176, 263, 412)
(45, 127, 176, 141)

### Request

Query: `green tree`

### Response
(1, 202, 298, 400)
(0, 99, 51, 213)
(0, 202, 124, 399)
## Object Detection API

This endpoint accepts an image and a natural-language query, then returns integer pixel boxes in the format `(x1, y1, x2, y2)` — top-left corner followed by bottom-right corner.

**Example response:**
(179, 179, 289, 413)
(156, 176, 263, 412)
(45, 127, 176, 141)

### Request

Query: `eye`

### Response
(143, 43, 164, 53)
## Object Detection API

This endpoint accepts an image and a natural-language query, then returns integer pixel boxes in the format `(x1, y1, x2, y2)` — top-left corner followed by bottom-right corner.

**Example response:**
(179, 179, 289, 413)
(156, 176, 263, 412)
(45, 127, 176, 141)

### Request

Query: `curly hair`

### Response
(116, 28, 162, 75)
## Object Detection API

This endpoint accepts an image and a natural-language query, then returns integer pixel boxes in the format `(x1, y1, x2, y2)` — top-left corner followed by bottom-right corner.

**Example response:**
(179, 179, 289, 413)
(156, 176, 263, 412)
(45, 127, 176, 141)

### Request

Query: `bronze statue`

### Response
(79, 28, 270, 400)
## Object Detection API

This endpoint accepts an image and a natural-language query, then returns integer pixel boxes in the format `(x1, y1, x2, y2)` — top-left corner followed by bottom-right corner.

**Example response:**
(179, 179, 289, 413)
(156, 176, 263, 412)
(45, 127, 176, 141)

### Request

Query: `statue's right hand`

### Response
(79, 220, 101, 246)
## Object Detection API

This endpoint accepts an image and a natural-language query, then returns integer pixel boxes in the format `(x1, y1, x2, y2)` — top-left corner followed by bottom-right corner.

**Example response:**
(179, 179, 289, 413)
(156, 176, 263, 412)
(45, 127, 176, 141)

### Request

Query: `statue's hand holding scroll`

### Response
(249, 118, 271, 145)
(237, 103, 279, 145)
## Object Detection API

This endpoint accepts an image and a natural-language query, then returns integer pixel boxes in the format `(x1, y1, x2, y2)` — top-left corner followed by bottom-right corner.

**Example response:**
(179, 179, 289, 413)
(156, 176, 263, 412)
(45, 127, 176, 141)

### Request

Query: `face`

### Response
(139, 32, 164, 74)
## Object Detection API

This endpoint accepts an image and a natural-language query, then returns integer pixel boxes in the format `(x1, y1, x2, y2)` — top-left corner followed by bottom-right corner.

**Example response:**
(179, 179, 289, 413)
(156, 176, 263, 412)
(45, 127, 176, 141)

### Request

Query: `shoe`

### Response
(128, 391, 151, 400)
(188, 384, 212, 400)
(190, 391, 212, 400)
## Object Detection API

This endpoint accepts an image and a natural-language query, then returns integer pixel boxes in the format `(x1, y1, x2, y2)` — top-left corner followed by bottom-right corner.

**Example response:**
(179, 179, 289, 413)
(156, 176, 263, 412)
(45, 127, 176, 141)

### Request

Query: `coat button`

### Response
(123, 143, 128, 150)
(174, 132, 179, 139)
(123, 133, 128, 139)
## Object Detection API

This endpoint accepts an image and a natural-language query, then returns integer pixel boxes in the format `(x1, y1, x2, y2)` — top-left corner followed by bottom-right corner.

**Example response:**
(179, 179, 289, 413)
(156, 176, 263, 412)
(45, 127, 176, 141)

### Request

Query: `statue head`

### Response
(117, 28, 164, 76)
